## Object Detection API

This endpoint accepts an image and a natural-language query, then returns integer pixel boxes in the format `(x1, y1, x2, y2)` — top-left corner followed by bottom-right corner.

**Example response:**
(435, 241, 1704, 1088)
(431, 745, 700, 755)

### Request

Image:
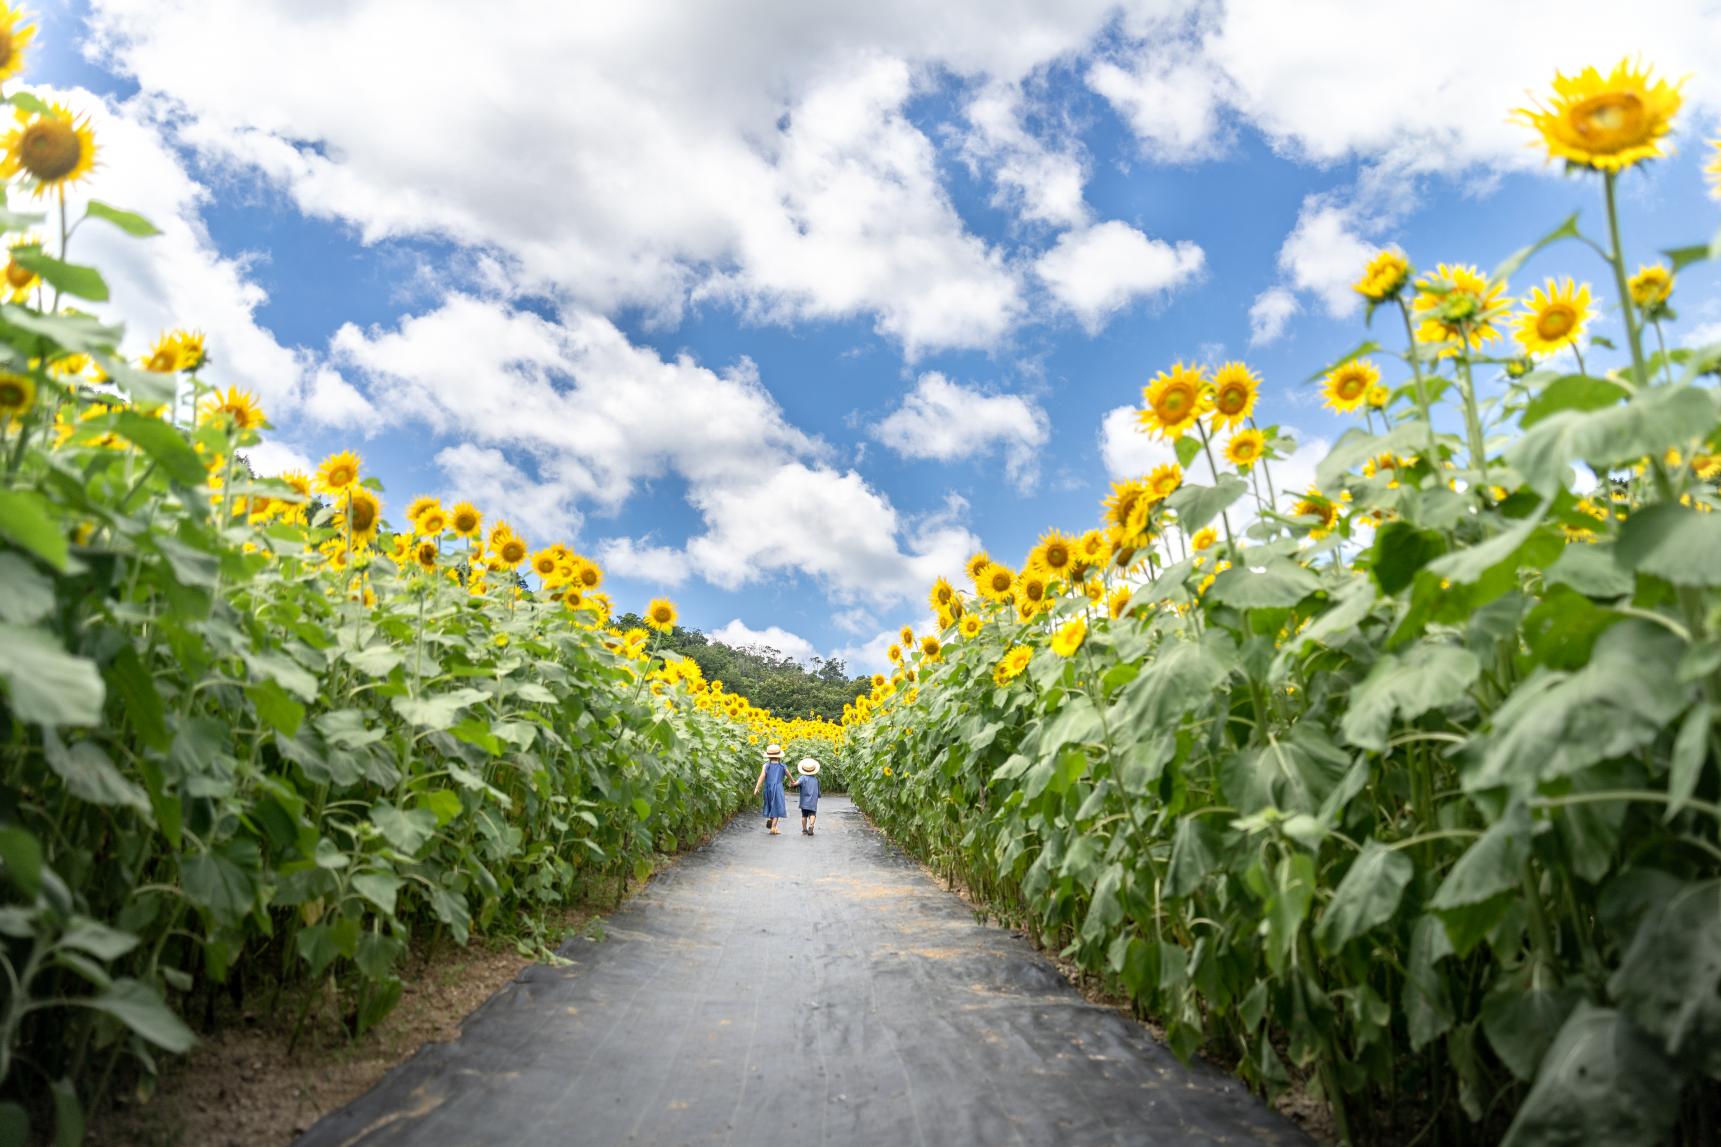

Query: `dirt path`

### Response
(294, 797, 1310, 1146)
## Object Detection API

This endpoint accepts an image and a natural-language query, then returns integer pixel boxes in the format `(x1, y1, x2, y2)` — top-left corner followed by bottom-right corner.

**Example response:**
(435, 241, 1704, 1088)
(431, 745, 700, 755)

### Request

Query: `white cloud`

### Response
(962, 81, 1089, 228)
(1277, 198, 1378, 319)
(1035, 221, 1204, 333)
(708, 619, 821, 665)
(433, 442, 581, 541)
(870, 372, 1049, 489)
(1683, 320, 1721, 349)
(1249, 286, 1300, 346)
(835, 622, 918, 678)
(237, 440, 311, 477)
(1099, 405, 1179, 480)
(33, 86, 305, 410)
(1086, 49, 1229, 163)
(303, 366, 376, 428)
(831, 607, 877, 636)
(596, 537, 693, 587)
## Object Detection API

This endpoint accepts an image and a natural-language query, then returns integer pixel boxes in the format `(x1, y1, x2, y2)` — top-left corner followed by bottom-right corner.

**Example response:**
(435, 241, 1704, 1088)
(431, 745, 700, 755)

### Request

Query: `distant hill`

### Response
(614, 613, 869, 722)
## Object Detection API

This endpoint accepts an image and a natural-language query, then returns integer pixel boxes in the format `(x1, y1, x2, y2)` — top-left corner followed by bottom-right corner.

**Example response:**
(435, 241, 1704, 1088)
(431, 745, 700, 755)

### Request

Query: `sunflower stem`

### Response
(1651, 318, 1674, 386)
(1602, 171, 1652, 391)
(1194, 420, 1238, 557)
(1455, 330, 1488, 481)
(1396, 297, 1440, 470)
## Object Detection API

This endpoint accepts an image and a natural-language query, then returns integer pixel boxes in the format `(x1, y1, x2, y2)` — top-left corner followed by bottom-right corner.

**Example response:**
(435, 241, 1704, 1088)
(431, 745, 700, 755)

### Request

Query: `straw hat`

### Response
(765, 743, 784, 759)
(797, 758, 820, 776)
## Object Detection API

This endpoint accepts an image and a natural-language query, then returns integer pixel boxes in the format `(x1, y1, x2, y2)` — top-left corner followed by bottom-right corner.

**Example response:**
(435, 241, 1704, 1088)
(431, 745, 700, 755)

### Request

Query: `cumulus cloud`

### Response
(1035, 221, 1204, 333)
(237, 440, 312, 477)
(1098, 405, 1178, 480)
(708, 619, 821, 665)
(1276, 198, 1380, 319)
(1086, 48, 1229, 162)
(961, 81, 1089, 228)
(870, 372, 1049, 489)
(433, 443, 581, 540)
(1248, 286, 1301, 346)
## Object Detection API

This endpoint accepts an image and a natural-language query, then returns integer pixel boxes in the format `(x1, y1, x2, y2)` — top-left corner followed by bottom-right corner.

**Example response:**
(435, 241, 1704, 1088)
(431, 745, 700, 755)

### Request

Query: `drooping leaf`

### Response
(0, 552, 53, 624)
(1368, 522, 1447, 595)
(1520, 373, 1627, 429)
(1340, 643, 1479, 751)
(1615, 502, 1721, 587)
(13, 250, 109, 301)
(1205, 560, 1321, 610)
(85, 979, 196, 1053)
(1108, 636, 1233, 731)
(1499, 1005, 1682, 1147)
(1314, 841, 1414, 952)
(370, 803, 436, 855)
(43, 736, 148, 812)
(1607, 879, 1721, 1075)
(84, 200, 162, 237)
(1163, 476, 1247, 533)
(0, 489, 68, 570)
(1165, 815, 1224, 899)
(1506, 384, 1714, 497)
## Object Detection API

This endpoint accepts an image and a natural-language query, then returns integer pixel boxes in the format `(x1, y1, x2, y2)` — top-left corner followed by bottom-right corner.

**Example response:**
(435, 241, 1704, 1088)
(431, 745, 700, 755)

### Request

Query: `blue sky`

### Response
(31, 1, 1721, 672)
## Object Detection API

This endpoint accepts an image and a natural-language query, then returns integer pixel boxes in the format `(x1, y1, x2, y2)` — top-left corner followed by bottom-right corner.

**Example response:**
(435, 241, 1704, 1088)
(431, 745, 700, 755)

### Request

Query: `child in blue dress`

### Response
(788, 758, 820, 835)
(753, 743, 787, 835)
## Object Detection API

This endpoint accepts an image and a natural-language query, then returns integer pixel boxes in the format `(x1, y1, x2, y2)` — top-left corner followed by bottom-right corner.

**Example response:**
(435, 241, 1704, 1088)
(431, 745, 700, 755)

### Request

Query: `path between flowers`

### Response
(294, 796, 1310, 1147)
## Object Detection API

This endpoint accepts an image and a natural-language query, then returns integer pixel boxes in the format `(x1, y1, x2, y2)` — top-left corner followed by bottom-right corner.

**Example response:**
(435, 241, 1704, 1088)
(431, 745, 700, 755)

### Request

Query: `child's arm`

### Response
(787, 777, 799, 788)
(752, 762, 767, 795)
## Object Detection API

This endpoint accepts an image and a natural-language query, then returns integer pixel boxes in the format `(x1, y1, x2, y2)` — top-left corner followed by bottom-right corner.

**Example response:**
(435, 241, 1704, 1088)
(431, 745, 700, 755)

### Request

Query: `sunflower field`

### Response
(0, 15, 852, 1141)
(845, 63, 1721, 1146)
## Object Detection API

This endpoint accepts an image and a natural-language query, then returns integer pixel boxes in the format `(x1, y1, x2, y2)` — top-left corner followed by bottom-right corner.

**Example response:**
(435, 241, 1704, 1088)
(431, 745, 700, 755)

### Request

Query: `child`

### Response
(753, 743, 787, 835)
(788, 757, 820, 835)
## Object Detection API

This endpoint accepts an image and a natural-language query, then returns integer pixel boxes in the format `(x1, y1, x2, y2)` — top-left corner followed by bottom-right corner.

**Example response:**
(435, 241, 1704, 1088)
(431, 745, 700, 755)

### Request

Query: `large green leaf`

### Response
(1428, 803, 1529, 953)
(392, 686, 490, 729)
(43, 737, 148, 813)
(1481, 977, 1580, 1082)
(1340, 643, 1479, 751)
(1615, 502, 1721, 587)
(1505, 384, 1714, 497)
(1427, 507, 1550, 587)
(1499, 1005, 1682, 1147)
(1315, 422, 1428, 488)
(1467, 621, 1687, 792)
(1205, 560, 1321, 610)
(180, 846, 258, 926)
(84, 200, 161, 237)
(371, 803, 436, 855)
(84, 979, 196, 1053)
(1314, 840, 1414, 952)
(0, 552, 52, 624)
(1520, 373, 1627, 429)
(109, 411, 205, 485)
(13, 250, 109, 301)
(0, 489, 68, 570)
(1368, 522, 1446, 595)
(1165, 815, 1224, 899)
(1222, 722, 1352, 815)
(1543, 541, 1633, 598)
(1163, 476, 1247, 532)
(1607, 879, 1721, 1076)
(0, 626, 105, 727)
(1107, 636, 1233, 731)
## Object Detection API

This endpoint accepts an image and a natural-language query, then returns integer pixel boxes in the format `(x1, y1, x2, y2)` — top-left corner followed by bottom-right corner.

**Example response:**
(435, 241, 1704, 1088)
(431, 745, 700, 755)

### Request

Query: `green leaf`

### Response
(1341, 644, 1479, 751)
(1222, 722, 1352, 815)
(1315, 841, 1413, 952)
(1543, 541, 1633, 598)
(9, 91, 52, 116)
(242, 650, 320, 703)
(1107, 637, 1233, 730)
(296, 916, 360, 977)
(1314, 422, 1426, 489)
(350, 872, 402, 916)
(109, 411, 205, 485)
(86, 979, 196, 1053)
(370, 803, 436, 855)
(1165, 815, 1223, 899)
(0, 305, 123, 356)
(344, 643, 405, 678)
(0, 1103, 25, 1147)
(84, 200, 161, 237)
(1205, 560, 1321, 610)
(1368, 522, 1447, 595)
(246, 678, 305, 737)
(60, 918, 141, 961)
(417, 788, 462, 826)
(13, 251, 108, 301)
(1427, 506, 1549, 587)
(1607, 879, 1721, 1074)
(1506, 384, 1713, 498)
(1163, 475, 1247, 533)
(50, 1077, 82, 1147)
(1615, 502, 1721, 587)
(1499, 1005, 1682, 1147)
(1404, 915, 1455, 1051)
(1429, 804, 1529, 953)
(0, 826, 43, 897)
(1520, 374, 1627, 429)
(1491, 212, 1582, 284)
(0, 489, 68, 570)
(392, 686, 489, 729)
(43, 736, 148, 811)
(1663, 241, 1712, 272)
(1468, 621, 1687, 792)
(1036, 695, 1104, 755)
(1481, 978, 1579, 1082)
(0, 552, 52, 624)
(1174, 434, 1201, 468)
(180, 847, 257, 926)
(1301, 340, 1381, 386)
(1667, 703, 1713, 822)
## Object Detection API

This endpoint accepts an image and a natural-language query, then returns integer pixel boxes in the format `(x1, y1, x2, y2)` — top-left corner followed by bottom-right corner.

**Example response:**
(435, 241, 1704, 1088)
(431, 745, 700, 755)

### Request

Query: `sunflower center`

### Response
(1536, 304, 1576, 340)
(328, 464, 354, 487)
(1157, 388, 1190, 418)
(351, 500, 377, 532)
(146, 349, 178, 372)
(20, 119, 82, 183)
(0, 30, 15, 71)
(0, 380, 26, 409)
(1216, 384, 1246, 414)
(989, 571, 1010, 593)
(1570, 92, 1646, 150)
(1339, 375, 1368, 400)
(1044, 542, 1069, 569)
(4, 260, 32, 289)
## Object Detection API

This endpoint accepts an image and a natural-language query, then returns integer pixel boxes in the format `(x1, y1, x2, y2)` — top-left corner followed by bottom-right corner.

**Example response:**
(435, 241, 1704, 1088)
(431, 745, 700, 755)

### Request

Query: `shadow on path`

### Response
(295, 796, 1311, 1146)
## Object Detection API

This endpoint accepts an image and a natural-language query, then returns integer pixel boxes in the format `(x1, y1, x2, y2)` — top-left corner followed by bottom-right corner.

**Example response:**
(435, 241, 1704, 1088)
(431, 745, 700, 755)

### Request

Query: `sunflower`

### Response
(1016, 571, 1050, 609)
(1413, 264, 1510, 352)
(1694, 454, 1721, 481)
(645, 597, 678, 633)
(919, 634, 942, 662)
(1208, 362, 1260, 431)
(1353, 249, 1411, 303)
(993, 645, 1032, 685)
(1515, 59, 1683, 173)
(1294, 489, 1338, 539)
(574, 559, 602, 589)
(964, 550, 992, 585)
(1514, 278, 1593, 357)
(314, 450, 361, 495)
(958, 613, 983, 639)
(977, 562, 1015, 602)
(1027, 529, 1076, 581)
(893, 624, 911, 648)
(1323, 359, 1380, 413)
(0, 370, 33, 422)
(1075, 529, 1111, 568)
(444, 500, 480, 538)
(887, 643, 903, 664)
(1050, 617, 1087, 658)
(1107, 585, 1132, 621)
(1628, 263, 1674, 317)
(530, 547, 565, 584)
(405, 496, 441, 524)
(3, 236, 39, 301)
(140, 332, 185, 374)
(408, 540, 437, 572)
(198, 386, 265, 432)
(339, 487, 382, 544)
(1139, 362, 1209, 439)
(415, 507, 446, 536)
(1144, 463, 1182, 504)
(928, 575, 957, 613)
(1190, 526, 1217, 552)
(1, 102, 96, 196)
(1103, 477, 1150, 534)
(0, 5, 37, 83)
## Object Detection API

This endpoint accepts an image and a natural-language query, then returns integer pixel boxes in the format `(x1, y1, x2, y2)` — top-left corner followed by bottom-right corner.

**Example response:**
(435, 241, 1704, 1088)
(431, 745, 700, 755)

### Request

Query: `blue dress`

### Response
(797, 775, 820, 812)
(761, 760, 787, 819)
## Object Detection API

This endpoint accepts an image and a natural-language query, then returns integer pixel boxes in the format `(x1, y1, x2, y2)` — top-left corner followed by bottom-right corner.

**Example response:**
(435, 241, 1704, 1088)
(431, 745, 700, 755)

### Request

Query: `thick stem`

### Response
(1397, 298, 1440, 467)
(1455, 331, 1488, 481)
